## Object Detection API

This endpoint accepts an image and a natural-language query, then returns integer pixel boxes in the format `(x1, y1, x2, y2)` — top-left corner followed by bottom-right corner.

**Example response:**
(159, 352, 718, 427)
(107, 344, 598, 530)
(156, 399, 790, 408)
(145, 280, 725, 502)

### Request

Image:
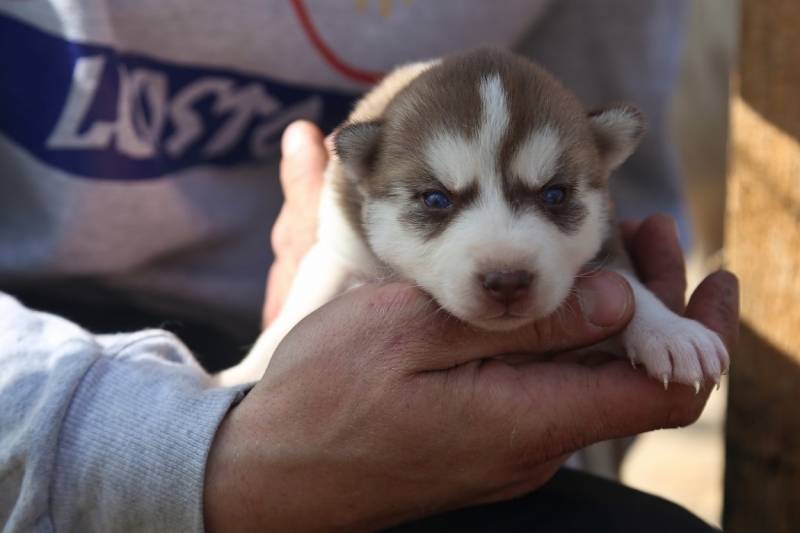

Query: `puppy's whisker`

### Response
(576, 256, 609, 279)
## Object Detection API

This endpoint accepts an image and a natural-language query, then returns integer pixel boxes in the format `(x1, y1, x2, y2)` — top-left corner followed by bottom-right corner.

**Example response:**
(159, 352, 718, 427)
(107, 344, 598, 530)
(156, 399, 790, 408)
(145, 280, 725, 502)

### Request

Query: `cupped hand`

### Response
(205, 212, 739, 532)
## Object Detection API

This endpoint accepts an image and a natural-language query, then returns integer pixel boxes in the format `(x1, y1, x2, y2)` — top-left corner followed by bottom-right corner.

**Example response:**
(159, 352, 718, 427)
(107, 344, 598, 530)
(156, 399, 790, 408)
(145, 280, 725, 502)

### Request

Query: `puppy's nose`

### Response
(482, 270, 532, 304)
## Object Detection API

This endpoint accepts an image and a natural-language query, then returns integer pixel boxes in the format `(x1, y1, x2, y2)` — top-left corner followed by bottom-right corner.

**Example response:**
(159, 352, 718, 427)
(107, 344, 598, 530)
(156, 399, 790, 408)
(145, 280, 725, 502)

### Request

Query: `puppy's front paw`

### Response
(622, 312, 729, 393)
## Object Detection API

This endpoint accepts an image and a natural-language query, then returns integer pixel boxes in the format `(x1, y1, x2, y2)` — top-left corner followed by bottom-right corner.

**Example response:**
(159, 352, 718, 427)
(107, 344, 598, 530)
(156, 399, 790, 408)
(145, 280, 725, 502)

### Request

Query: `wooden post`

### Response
(724, 0, 800, 530)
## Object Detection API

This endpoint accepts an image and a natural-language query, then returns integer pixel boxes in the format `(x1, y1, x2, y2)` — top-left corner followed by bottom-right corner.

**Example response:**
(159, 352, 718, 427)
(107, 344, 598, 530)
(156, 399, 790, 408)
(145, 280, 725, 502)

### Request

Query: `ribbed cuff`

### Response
(51, 331, 251, 533)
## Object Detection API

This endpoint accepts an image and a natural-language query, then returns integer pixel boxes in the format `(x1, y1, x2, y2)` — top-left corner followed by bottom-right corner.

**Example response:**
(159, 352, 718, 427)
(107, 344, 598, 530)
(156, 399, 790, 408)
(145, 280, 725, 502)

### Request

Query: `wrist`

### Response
(202, 386, 414, 533)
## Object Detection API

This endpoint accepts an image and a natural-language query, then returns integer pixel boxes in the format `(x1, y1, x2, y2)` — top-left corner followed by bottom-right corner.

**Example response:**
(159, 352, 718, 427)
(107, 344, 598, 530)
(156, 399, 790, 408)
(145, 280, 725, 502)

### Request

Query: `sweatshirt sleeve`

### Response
(0, 292, 252, 532)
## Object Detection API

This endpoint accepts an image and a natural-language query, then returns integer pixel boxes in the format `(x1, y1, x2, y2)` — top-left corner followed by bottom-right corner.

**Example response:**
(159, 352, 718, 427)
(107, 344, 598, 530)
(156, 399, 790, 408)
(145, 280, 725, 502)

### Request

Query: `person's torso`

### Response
(0, 0, 551, 331)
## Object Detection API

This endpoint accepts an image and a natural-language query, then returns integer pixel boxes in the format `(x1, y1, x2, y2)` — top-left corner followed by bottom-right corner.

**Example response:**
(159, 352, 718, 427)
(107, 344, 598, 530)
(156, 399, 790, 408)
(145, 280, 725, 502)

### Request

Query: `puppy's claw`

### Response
(693, 381, 700, 395)
(663, 378, 669, 391)
(630, 358, 637, 369)
(715, 380, 721, 391)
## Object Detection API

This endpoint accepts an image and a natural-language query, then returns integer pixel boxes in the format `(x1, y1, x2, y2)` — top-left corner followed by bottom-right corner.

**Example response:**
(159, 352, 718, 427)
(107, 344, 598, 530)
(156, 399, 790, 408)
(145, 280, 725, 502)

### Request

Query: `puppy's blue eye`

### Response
(542, 186, 566, 205)
(424, 191, 452, 209)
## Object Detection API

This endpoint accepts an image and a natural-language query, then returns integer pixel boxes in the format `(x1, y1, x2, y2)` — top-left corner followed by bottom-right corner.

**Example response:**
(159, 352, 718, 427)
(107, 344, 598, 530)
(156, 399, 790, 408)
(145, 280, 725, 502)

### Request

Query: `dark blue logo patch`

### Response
(0, 15, 359, 180)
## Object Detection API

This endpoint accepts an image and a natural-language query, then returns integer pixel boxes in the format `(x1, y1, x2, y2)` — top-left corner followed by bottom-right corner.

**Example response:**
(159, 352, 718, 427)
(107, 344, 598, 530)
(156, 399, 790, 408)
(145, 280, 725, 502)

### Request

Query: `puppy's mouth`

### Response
(460, 293, 564, 331)
(431, 277, 563, 332)
(491, 310, 529, 321)
(466, 310, 538, 332)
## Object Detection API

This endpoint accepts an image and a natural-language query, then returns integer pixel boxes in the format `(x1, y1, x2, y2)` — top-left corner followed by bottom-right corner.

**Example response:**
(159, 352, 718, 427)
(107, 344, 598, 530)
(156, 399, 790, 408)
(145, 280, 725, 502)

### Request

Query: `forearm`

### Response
(0, 292, 248, 532)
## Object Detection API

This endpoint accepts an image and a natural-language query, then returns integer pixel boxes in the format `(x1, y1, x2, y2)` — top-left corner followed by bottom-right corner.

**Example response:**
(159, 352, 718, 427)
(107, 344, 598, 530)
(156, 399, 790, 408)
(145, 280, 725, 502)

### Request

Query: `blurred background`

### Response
(620, 0, 739, 528)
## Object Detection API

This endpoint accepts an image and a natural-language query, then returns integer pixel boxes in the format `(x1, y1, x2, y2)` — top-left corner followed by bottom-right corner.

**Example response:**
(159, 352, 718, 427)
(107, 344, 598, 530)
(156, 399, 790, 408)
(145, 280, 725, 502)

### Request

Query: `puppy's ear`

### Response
(334, 120, 382, 180)
(587, 104, 646, 170)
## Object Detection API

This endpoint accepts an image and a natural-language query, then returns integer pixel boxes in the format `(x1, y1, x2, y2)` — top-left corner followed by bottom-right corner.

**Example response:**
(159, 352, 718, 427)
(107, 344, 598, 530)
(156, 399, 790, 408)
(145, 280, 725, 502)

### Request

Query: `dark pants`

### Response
(9, 282, 718, 533)
(388, 468, 717, 532)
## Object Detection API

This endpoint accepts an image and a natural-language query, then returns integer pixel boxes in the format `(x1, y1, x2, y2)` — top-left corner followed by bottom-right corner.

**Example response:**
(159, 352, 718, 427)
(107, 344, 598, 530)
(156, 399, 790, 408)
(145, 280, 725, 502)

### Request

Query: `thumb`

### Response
(278, 120, 328, 210)
(265, 121, 328, 327)
(272, 120, 327, 258)
(371, 271, 635, 371)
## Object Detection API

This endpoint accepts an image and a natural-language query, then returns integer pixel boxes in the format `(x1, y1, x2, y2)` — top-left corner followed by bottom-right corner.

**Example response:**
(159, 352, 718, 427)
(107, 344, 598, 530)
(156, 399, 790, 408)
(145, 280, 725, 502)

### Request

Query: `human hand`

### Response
(619, 214, 688, 317)
(204, 214, 739, 532)
(263, 120, 328, 328)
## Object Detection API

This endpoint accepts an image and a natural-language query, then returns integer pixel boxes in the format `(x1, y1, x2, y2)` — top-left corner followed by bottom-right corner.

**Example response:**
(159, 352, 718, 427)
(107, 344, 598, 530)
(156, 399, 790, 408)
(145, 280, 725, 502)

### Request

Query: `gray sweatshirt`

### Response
(0, 292, 250, 531)
(0, 1, 687, 530)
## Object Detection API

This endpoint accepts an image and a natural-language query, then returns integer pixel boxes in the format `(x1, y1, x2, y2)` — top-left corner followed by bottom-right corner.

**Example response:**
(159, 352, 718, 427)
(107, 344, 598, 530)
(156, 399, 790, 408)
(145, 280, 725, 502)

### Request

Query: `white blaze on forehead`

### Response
(478, 74, 510, 152)
(510, 126, 562, 187)
(425, 74, 509, 191)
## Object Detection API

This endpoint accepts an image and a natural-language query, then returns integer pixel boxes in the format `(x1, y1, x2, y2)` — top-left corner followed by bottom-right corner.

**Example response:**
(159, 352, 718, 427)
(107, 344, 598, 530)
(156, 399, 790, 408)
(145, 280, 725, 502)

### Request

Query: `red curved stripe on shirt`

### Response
(291, 0, 384, 85)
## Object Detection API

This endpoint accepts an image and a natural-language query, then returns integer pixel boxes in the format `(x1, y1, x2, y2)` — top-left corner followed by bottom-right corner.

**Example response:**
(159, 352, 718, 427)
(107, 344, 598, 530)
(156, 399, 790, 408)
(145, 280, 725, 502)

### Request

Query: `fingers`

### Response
(618, 219, 641, 251)
(685, 270, 740, 352)
(273, 120, 327, 256)
(264, 121, 328, 327)
(350, 271, 634, 371)
(514, 360, 710, 454)
(512, 269, 739, 455)
(278, 121, 328, 205)
(627, 213, 686, 314)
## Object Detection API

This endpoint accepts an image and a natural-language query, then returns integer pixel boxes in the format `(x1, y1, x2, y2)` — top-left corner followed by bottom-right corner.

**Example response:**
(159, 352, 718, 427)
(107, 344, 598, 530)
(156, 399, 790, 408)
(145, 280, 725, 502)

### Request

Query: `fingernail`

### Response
(576, 272, 631, 327)
(281, 123, 306, 156)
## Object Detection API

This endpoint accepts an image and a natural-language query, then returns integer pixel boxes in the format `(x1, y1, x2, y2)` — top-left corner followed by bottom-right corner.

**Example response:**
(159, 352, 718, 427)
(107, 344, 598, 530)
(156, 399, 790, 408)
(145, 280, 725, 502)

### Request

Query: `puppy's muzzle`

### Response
(482, 270, 532, 305)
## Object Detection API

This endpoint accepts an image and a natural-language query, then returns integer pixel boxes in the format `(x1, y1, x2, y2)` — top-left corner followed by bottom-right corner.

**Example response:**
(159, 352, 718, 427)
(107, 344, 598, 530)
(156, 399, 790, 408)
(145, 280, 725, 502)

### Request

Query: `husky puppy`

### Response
(217, 48, 728, 390)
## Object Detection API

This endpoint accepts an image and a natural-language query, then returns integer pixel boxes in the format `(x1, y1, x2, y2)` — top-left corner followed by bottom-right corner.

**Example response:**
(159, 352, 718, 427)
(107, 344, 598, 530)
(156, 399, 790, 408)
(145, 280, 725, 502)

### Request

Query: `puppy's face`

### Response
(336, 50, 645, 331)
